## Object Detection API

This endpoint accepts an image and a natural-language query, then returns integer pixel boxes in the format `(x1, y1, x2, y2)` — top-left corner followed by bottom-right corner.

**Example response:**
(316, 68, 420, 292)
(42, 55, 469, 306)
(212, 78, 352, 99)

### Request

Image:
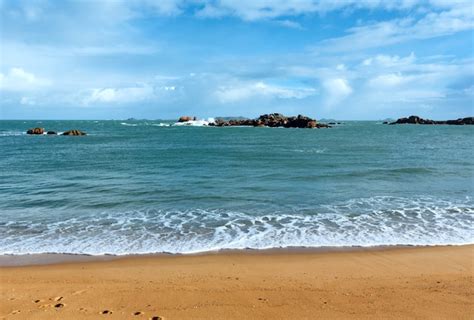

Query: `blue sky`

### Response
(0, 0, 473, 120)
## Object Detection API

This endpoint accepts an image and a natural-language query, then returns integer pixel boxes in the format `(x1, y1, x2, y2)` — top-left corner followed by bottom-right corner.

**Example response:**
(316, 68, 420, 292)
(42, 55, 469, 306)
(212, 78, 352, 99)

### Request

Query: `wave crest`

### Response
(0, 196, 472, 255)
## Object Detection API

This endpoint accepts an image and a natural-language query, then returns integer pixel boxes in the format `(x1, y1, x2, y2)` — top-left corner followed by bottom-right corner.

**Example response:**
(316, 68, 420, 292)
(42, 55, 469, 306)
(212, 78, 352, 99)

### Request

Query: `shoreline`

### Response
(1, 245, 472, 319)
(1, 243, 471, 267)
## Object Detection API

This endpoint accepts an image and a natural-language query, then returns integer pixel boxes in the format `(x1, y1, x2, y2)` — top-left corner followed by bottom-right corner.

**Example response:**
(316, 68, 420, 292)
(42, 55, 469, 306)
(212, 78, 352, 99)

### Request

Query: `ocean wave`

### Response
(0, 131, 26, 137)
(0, 196, 472, 255)
(292, 148, 326, 154)
(172, 118, 215, 127)
(151, 123, 171, 127)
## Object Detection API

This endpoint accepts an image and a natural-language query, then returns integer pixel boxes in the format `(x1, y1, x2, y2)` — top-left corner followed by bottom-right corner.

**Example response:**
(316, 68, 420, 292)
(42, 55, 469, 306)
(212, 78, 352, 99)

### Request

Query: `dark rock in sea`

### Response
(389, 115, 473, 125)
(47, 131, 57, 135)
(62, 130, 86, 136)
(307, 120, 318, 128)
(26, 127, 45, 135)
(446, 117, 474, 125)
(316, 123, 331, 128)
(259, 113, 288, 127)
(285, 114, 323, 128)
(211, 113, 330, 129)
(178, 116, 196, 122)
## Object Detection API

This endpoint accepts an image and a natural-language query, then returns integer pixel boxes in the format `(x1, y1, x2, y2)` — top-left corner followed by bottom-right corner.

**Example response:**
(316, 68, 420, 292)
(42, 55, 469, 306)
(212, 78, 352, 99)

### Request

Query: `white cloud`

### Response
(81, 82, 181, 105)
(195, 0, 318, 20)
(5, 0, 473, 24)
(138, 0, 184, 16)
(368, 73, 407, 87)
(315, 1, 473, 53)
(20, 96, 36, 105)
(215, 81, 316, 103)
(69, 45, 159, 56)
(362, 52, 416, 68)
(463, 85, 474, 96)
(354, 52, 471, 106)
(322, 78, 353, 107)
(195, 0, 460, 21)
(84, 85, 154, 104)
(0, 67, 51, 91)
(275, 19, 303, 29)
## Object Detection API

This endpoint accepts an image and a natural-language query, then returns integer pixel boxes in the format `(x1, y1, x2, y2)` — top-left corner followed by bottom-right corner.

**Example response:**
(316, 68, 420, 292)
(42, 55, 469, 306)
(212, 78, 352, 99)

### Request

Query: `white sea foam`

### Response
(292, 148, 326, 154)
(172, 118, 215, 127)
(151, 123, 171, 127)
(120, 122, 138, 126)
(0, 196, 472, 255)
(0, 131, 26, 137)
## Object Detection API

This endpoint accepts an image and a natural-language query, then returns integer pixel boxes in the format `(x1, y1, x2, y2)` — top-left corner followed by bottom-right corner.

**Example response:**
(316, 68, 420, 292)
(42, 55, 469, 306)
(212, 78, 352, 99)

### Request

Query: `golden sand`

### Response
(1, 245, 472, 319)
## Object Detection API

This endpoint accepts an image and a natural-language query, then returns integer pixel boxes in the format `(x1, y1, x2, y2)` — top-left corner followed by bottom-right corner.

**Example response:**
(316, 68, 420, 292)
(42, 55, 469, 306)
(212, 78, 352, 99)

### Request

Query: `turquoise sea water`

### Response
(0, 120, 473, 255)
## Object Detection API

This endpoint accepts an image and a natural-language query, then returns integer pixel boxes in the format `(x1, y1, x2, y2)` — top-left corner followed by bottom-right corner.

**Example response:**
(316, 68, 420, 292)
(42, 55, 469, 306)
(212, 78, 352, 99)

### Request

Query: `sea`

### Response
(0, 120, 473, 255)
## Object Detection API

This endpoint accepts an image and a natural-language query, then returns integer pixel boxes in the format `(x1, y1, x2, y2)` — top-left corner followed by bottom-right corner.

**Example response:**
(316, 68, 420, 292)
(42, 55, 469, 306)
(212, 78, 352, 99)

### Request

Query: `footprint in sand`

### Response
(149, 317, 162, 320)
(54, 303, 65, 309)
(133, 311, 144, 316)
(101, 310, 113, 315)
(54, 296, 63, 302)
(10, 310, 20, 315)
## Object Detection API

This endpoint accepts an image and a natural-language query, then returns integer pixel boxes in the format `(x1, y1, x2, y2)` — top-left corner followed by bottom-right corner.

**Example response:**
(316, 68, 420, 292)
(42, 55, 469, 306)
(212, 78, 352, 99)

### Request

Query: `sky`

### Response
(0, 0, 473, 120)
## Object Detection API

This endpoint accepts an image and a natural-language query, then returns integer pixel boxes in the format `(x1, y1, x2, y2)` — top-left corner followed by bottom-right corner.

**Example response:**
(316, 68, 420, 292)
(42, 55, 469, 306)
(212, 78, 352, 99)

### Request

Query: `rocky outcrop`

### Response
(62, 130, 86, 136)
(446, 117, 474, 125)
(389, 115, 437, 125)
(27, 128, 86, 135)
(26, 127, 45, 135)
(178, 116, 196, 122)
(389, 115, 474, 125)
(209, 113, 330, 129)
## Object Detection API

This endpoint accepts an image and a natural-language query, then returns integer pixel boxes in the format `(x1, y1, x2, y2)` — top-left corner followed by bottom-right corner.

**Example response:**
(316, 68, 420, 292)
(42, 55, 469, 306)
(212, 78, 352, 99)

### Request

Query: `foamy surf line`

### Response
(1, 244, 472, 267)
(0, 131, 26, 136)
(1, 196, 472, 257)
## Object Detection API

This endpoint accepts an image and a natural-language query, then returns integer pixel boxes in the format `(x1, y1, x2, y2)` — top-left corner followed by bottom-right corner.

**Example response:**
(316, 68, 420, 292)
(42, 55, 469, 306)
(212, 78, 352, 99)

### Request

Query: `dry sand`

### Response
(1, 245, 472, 319)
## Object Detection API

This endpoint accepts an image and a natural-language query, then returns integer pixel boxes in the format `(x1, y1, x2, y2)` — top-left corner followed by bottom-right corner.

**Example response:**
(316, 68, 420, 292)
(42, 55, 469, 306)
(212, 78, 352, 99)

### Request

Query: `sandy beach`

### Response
(0, 245, 472, 319)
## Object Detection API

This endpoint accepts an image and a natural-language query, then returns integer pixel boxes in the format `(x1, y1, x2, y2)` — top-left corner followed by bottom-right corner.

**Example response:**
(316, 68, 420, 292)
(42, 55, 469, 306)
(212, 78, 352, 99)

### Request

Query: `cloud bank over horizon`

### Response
(0, 0, 473, 120)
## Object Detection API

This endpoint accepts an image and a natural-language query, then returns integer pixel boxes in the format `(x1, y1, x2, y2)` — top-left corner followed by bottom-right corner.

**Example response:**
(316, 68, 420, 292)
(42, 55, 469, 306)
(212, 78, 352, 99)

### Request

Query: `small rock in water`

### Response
(178, 116, 196, 122)
(26, 127, 44, 135)
(62, 130, 86, 136)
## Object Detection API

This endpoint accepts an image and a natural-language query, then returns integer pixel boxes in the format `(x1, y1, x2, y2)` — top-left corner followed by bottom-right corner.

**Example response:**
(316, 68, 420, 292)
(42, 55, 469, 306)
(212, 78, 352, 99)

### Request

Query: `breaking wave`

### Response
(0, 196, 472, 255)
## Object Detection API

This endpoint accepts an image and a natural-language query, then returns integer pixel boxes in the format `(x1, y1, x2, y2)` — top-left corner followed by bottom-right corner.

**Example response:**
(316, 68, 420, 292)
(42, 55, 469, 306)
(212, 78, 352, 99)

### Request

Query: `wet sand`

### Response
(1, 245, 472, 319)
